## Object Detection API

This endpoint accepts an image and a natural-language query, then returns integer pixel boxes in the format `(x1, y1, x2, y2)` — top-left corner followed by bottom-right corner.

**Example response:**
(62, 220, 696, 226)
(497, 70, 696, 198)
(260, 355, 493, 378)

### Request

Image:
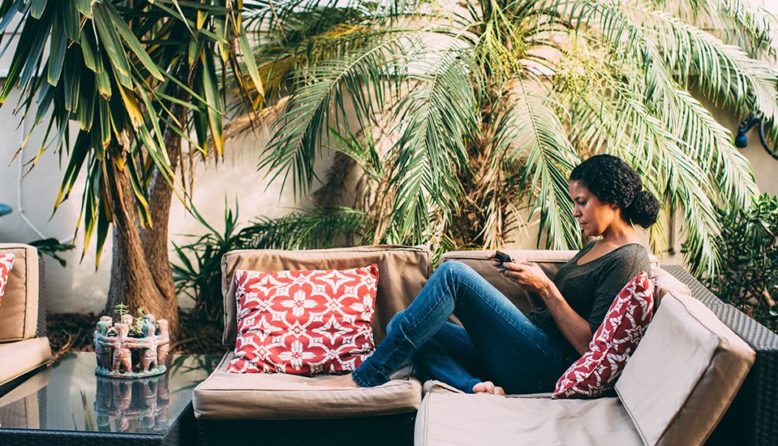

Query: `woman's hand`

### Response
(500, 260, 552, 295)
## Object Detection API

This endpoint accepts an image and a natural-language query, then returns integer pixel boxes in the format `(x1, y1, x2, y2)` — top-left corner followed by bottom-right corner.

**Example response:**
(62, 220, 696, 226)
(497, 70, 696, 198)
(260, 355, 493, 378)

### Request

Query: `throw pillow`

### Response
(228, 264, 379, 375)
(0, 252, 15, 306)
(553, 271, 655, 398)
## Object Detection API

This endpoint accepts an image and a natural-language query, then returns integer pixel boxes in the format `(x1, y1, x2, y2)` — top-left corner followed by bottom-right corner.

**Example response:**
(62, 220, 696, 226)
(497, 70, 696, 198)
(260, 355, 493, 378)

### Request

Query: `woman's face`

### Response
(568, 180, 620, 237)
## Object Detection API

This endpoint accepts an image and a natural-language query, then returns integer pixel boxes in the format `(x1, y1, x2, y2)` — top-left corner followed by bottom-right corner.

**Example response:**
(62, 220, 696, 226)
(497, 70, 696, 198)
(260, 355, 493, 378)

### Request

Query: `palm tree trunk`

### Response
(137, 99, 186, 336)
(105, 65, 190, 338)
(106, 158, 180, 337)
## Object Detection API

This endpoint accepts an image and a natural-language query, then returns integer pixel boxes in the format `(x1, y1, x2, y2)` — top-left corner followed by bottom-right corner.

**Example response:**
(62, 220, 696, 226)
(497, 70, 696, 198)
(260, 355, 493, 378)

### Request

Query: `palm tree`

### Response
(236, 0, 776, 277)
(0, 0, 262, 336)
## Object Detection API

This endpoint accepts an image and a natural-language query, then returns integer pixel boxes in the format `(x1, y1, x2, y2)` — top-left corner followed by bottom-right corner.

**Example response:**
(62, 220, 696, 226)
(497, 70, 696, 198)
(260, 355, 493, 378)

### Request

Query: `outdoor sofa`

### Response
(193, 245, 778, 446)
(0, 243, 52, 396)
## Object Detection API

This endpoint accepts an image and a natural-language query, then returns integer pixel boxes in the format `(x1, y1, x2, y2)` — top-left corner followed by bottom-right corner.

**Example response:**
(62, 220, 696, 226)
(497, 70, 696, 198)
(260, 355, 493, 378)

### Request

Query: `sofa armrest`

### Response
(35, 253, 46, 338)
(663, 265, 778, 446)
(0, 244, 42, 341)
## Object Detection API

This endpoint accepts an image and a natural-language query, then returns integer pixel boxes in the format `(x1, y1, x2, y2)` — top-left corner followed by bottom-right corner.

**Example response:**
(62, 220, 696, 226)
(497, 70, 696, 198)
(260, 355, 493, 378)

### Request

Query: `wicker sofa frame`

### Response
(195, 264, 777, 446)
(662, 266, 778, 446)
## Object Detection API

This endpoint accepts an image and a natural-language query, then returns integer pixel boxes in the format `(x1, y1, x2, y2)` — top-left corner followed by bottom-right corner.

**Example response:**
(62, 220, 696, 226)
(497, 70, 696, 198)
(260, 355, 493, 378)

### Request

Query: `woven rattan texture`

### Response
(0, 430, 159, 446)
(197, 412, 416, 446)
(706, 304, 778, 351)
(660, 264, 724, 306)
(665, 265, 778, 446)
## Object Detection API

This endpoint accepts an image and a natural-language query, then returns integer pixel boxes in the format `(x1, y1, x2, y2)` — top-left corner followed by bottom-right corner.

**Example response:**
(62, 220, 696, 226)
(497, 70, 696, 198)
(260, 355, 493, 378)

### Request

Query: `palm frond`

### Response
(244, 206, 367, 249)
(625, 3, 778, 152)
(491, 77, 581, 250)
(654, 0, 777, 57)
(259, 33, 412, 197)
(558, 1, 770, 185)
(384, 48, 479, 245)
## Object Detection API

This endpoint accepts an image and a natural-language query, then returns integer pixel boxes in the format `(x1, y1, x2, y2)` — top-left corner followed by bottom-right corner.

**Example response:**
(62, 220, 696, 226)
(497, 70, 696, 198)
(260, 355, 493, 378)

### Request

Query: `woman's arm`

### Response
(537, 281, 592, 355)
(501, 261, 592, 354)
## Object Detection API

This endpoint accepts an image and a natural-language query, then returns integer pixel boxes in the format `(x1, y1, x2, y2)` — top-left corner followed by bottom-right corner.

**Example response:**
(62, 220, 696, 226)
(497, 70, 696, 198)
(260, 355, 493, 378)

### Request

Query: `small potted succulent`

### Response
(94, 304, 170, 378)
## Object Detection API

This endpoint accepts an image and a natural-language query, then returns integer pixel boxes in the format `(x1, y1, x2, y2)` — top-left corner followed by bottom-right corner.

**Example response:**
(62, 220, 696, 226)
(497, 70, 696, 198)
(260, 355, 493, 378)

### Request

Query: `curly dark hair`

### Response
(569, 154, 659, 228)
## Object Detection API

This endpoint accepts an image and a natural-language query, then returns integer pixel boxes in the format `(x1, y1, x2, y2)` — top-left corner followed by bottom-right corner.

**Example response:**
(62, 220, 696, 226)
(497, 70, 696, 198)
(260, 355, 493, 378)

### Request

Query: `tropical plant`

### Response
(173, 203, 364, 329)
(234, 0, 777, 276)
(0, 0, 263, 336)
(28, 238, 76, 267)
(703, 193, 778, 333)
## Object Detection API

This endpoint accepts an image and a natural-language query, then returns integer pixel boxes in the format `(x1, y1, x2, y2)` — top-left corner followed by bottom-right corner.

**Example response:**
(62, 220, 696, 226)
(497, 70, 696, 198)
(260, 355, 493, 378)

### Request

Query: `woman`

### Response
(318, 154, 659, 395)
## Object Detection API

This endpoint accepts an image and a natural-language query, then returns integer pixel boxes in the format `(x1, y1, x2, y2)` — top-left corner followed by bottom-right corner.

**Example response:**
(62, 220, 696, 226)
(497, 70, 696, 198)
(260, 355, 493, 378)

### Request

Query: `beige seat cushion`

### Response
(221, 245, 431, 345)
(0, 337, 52, 386)
(616, 293, 755, 445)
(0, 244, 40, 341)
(415, 392, 642, 446)
(193, 352, 422, 420)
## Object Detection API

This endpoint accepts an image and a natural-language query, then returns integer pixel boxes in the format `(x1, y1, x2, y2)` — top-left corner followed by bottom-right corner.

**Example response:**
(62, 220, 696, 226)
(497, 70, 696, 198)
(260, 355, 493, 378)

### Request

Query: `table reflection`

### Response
(95, 373, 170, 433)
(0, 353, 218, 434)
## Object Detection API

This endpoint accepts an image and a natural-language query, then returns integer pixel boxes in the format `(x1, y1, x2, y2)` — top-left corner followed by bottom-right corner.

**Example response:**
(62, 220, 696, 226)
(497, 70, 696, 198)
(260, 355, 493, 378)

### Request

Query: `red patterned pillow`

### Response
(553, 272, 655, 398)
(0, 253, 15, 306)
(228, 264, 379, 375)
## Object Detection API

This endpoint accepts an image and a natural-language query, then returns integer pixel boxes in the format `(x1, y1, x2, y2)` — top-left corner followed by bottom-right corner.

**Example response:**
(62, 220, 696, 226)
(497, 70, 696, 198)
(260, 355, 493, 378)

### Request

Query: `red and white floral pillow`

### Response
(228, 264, 379, 375)
(553, 271, 655, 398)
(0, 253, 15, 306)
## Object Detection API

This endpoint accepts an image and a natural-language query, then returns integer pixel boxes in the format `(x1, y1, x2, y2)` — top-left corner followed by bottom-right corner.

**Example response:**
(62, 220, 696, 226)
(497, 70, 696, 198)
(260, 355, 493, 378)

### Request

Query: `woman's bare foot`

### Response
(472, 381, 505, 396)
(308, 374, 360, 388)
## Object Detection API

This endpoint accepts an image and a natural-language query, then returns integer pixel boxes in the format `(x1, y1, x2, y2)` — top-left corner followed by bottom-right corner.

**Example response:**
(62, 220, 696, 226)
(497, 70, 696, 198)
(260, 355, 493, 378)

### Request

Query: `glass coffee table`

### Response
(0, 352, 219, 445)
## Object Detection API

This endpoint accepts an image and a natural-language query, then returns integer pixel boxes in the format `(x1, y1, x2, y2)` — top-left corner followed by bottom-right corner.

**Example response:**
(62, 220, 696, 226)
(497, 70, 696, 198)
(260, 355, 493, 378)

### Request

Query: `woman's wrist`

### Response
(539, 279, 558, 301)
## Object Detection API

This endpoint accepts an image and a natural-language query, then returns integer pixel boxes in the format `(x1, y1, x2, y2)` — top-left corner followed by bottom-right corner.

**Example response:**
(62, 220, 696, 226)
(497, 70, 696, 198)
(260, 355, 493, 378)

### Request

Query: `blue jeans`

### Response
(352, 261, 576, 394)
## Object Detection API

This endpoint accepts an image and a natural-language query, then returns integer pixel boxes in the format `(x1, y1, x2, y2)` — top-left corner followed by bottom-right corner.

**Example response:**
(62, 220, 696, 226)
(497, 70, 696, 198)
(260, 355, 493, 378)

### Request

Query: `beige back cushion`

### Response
(616, 293, 755, 445)
(0, 244, 40, 341)
(651, 267, 692, 306)
(221, 245, 431, 346)
(440, 250, 579, 313)
(442, 249, 660, 313)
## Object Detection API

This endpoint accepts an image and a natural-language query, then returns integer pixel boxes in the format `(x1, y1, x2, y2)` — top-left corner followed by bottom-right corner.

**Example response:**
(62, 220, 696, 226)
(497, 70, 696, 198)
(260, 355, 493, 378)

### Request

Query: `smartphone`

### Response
(494, 250, 513, 264)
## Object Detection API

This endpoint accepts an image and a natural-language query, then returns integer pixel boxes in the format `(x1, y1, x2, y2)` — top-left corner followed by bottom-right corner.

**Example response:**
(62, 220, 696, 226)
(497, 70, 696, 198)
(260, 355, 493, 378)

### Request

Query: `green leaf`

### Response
(102, 2, 165, 81)
(55, 132, 91, 209)
(238, 30, 264, 97)
(92, 3, 133, 89)
(97, 99, 112, 149)
(77, 75, 96, 131)
(47, 11, 66, 85)
(200, 52, 224, 155)
(62, 5, 80, 40)
(30, 0, 46, 19)
(18, 11, 51, 89)
(62, 46, 81, 113)
(80, 32, 98, 73)
(75, 0, 92, 18)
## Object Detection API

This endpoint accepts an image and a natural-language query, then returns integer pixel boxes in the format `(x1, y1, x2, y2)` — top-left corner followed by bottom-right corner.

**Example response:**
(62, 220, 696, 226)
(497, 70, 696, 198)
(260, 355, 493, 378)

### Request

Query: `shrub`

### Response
(702, 194, 778, 332)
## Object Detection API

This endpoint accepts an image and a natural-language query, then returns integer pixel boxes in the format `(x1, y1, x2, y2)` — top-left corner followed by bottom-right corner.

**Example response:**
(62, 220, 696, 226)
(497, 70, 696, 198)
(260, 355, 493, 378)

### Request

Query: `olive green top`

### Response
(528, 242, 651, 359)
